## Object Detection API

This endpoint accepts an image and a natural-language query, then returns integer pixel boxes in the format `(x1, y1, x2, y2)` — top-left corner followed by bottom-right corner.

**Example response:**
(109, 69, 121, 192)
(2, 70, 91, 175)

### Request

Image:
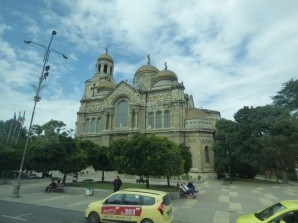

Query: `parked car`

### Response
(85, 188, 174, 223)
(27, 171, 40, 179)
(236, 200, 298, 223)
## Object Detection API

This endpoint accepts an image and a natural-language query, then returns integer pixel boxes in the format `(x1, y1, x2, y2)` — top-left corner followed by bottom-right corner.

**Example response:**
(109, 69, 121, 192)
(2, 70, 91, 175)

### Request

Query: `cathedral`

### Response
(75, 50, 221, 179)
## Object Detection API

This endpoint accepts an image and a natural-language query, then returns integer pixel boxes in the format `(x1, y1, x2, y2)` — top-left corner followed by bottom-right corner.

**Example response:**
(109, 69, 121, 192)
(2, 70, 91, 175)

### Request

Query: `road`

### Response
(0, 177, 297, 223)
(0, 200, 83, 223)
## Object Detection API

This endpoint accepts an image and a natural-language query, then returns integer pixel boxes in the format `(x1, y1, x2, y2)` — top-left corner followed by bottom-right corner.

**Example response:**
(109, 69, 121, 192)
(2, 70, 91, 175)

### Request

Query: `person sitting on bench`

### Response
(179, 182, 196, 198)
(45, 179, 57, 192)
(187, 181, 198, 193)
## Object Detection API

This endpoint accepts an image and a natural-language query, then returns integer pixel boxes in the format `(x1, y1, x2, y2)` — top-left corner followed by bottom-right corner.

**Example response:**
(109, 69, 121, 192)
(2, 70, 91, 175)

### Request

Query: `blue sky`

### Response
(1, 0, 297, 131)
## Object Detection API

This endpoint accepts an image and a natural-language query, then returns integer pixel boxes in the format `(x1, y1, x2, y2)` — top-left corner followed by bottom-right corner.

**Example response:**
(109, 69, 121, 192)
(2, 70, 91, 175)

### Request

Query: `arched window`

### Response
(85, 118, 90, 133)
(156, 111, 162, 128)
(205, 146, 210, 163)
(148, 112, 154, 129)
(98, 64, 101, 73)
(117, 101, 128, 127)
(96, 118, 102, 132)
(104, 64, 108, 73)
(110, 67, 113, 75)
(164, 110, 170, 128)
(90, 118, 96, 132)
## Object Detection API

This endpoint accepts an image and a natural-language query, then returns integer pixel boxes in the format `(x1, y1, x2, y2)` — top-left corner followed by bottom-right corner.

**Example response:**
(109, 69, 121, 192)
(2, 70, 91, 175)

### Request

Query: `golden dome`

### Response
(98, 52, 113, 63)
(136, 64, 159, 74)
(154, 69, 178, 83)
(97, 79, 116, 91)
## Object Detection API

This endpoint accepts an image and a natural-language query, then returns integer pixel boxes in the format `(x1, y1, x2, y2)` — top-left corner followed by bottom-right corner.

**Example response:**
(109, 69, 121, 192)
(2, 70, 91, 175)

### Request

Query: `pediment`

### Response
(107, 81, 139, 103)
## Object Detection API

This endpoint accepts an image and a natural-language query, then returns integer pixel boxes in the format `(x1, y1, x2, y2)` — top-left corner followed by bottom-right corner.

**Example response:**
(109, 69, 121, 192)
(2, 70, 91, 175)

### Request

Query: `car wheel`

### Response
(141, 219, 153, 223)
(88, 212, 100, 223)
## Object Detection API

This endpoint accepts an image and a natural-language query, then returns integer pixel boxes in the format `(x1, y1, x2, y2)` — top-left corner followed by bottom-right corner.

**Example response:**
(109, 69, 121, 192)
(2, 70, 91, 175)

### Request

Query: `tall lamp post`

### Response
(12, 30, 68, 197)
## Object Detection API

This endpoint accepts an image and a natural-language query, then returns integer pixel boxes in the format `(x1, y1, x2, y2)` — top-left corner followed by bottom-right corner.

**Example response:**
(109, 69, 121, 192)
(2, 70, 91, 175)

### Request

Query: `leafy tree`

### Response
(260, 110, 298, 183)
(28, 135, 88, 183)
(214, 103, 298, 182)
(213, 119, 239, 179)
(272, 79, 298, 117)
(28, 139, 66, 174)
(27, 120, 86, 183)
(0, 119, 27, 176)
(109, 134, 184, 188)
(56, 136, 88, 183)
(178, 144, 192, 174)
(79, 140, 113, 182)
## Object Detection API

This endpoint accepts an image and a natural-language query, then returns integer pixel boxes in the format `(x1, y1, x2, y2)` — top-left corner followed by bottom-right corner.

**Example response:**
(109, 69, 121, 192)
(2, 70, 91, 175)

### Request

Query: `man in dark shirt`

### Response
(113, 176, 122, 192)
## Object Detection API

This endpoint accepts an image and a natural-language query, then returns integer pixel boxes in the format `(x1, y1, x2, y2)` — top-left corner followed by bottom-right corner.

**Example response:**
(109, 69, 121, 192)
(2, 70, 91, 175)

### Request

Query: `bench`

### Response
(136, 178, 148, 184)
(178, 188, 196, 199)
(52, 183, 64, 193)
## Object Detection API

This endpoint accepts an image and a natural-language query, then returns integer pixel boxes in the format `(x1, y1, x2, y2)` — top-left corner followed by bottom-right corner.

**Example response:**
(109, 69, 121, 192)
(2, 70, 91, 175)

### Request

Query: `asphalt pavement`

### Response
(0, 174, 298, 223)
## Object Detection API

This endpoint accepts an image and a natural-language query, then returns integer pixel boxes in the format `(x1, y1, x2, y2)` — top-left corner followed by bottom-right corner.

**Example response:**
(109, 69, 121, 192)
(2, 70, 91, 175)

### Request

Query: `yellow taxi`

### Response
(236, 200, 298, 223)
(85, 188, 174, 223)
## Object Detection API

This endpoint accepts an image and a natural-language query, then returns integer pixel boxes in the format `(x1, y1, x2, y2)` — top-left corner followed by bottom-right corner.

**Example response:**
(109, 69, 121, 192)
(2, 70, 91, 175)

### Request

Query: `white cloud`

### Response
(0, 0, 297, 131)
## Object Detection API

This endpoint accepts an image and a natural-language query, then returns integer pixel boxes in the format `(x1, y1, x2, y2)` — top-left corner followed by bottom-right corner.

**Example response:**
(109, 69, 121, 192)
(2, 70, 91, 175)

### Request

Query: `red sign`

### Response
(101, 205, 142, 216)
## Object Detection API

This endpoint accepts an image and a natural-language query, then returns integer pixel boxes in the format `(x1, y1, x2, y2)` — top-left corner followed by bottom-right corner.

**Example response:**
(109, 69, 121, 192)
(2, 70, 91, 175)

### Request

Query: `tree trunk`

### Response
(146, 175, 149, 189)
(62, 173, 67, 184)
(101, 170, 105, 182)
(167, 176, 170, 187)
(281, 170, 288, 184)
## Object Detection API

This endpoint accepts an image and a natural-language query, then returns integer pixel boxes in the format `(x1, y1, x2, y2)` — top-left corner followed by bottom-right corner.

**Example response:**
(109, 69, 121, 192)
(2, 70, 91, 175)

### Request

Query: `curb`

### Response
(64, 187, 180, 200)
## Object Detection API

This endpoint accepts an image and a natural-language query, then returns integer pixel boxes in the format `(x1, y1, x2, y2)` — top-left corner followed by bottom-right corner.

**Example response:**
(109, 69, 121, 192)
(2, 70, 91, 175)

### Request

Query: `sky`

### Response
(0, 0, 297, 132)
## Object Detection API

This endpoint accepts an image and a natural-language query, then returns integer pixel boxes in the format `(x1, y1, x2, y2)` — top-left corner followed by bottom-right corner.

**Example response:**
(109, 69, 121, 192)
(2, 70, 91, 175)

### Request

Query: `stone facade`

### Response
(75, 52, 221, 179)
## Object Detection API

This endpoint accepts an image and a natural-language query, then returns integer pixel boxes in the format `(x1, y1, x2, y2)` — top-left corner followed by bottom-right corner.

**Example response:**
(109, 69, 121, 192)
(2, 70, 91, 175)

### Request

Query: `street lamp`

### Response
(12, 30, 68, 197)
(226, 149, 232, 183)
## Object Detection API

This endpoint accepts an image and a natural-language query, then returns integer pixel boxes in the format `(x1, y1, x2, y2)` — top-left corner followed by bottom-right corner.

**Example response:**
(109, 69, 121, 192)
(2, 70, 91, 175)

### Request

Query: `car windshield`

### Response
(255, 202, 286, 220)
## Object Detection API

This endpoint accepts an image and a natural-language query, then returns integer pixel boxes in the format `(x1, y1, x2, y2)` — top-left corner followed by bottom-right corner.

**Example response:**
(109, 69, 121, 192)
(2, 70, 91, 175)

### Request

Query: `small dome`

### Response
(154, 69, 178, 83)
(98, 53, 114, 63)
(136, 64, 159, 74)
(97, 79, 116, 91)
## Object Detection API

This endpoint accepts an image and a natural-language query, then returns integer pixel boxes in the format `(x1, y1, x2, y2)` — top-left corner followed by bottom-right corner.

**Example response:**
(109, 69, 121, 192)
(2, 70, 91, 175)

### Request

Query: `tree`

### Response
(109, 134, 184, 188)
(0, 119, 27, 177)
(260, 110, 298, 183)
(79, 140, 113, 182)
(57, 136, 88, 183)
(178, 144, 192, 174)
(27, 120, 87, 183)
(272, 79, 298, 117)
(213, 119, 239, 179)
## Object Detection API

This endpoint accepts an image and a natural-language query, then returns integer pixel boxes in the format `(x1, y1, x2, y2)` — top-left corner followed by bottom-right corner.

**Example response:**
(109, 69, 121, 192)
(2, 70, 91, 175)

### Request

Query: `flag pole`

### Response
(6, 112, 16, 143)
(15, 111, 26, 144)
(11, 111, 21, 143)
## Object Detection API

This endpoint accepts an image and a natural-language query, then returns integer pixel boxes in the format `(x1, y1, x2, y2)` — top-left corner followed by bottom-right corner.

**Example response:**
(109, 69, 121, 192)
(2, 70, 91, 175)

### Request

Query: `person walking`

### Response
(113, 176, 122, 192)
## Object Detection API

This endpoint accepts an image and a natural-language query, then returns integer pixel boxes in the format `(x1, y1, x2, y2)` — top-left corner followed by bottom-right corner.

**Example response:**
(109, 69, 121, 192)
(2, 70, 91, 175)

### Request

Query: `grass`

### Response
(65, 181, 177, 192)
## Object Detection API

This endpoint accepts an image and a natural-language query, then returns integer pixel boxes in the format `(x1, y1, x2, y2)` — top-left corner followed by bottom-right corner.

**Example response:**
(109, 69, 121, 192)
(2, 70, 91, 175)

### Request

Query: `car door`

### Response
(101, 193, 124, 222)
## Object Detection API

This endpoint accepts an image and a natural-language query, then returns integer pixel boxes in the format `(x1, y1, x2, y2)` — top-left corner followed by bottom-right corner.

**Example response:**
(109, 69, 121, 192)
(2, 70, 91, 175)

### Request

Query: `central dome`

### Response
(136, 64, 159, 74)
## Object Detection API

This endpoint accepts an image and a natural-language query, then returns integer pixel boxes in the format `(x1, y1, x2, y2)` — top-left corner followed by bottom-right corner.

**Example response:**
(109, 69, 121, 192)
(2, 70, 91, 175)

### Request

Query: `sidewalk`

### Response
(0, 180, 103, 212)
(0, 174, 181, 212)
(255, 175, 298, 186)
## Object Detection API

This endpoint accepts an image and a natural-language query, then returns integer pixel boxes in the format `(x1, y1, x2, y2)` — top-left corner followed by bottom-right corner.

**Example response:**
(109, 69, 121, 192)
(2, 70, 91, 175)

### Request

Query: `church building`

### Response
(75, 50, 221, 179)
